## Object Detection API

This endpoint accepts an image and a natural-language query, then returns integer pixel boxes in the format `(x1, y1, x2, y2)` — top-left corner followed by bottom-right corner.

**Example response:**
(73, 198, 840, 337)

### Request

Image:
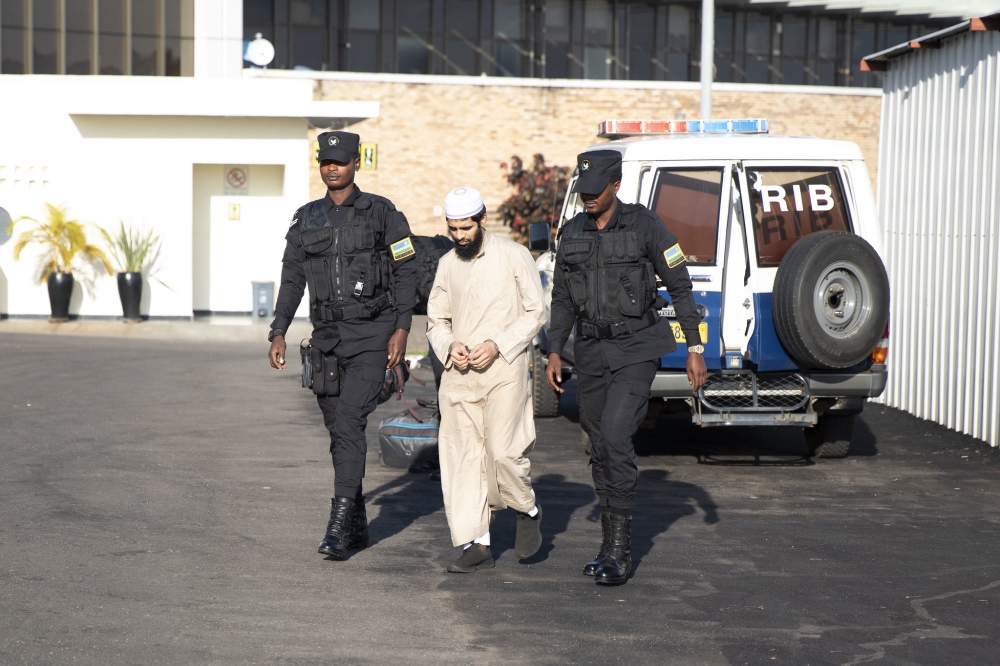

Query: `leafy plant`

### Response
(101, 220, 160, 273)
(7, 203, 113, 282)
(498, 154, 570, 246)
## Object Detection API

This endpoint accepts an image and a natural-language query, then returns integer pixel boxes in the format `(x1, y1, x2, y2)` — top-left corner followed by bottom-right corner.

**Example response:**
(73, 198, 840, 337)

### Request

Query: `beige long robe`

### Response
(426, 230, 547, 546)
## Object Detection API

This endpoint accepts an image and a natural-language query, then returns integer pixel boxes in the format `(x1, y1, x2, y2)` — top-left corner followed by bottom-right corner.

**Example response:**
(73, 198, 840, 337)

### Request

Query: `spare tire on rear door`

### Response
(772, 231, 889, 369)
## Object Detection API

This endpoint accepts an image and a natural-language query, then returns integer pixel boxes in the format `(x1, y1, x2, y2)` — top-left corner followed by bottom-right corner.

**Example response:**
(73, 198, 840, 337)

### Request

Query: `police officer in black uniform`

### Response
(545, 150, 707, 586)
(267, 130, 419, 560)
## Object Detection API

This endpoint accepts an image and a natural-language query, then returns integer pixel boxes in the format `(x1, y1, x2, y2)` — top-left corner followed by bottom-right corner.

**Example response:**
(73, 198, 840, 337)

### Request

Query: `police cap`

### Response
(572, 150, 623, 195)
(317, 131, 360, 163)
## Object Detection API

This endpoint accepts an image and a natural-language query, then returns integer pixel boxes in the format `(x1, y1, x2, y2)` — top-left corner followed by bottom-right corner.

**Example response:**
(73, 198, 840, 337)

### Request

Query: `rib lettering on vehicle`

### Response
(391, 237, 416, 261)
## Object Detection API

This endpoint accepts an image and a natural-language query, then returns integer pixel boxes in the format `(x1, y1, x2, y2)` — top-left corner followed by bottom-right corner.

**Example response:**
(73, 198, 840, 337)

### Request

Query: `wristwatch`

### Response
(268, 328, 285, 342)
(688, 344, 705, 354)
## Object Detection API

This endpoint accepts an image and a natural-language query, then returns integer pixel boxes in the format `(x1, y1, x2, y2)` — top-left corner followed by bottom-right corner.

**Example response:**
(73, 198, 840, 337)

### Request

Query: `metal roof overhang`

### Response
(861, 10, 1000, 71)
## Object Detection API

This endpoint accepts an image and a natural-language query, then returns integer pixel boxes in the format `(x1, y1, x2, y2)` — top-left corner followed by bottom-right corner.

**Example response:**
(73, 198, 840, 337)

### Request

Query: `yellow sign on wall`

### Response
(228, 203, 241, 220)
(360, 143, 377, 170)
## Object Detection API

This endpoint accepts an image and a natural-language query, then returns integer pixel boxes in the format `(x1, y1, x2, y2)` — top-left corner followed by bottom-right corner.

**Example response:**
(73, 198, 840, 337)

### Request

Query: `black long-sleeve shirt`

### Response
(547, 199, 703, 374)
(270, 186, 419, 356)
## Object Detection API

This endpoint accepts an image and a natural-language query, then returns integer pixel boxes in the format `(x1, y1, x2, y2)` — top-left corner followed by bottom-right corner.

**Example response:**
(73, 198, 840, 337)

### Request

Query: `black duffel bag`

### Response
(378, 408, 440, 469)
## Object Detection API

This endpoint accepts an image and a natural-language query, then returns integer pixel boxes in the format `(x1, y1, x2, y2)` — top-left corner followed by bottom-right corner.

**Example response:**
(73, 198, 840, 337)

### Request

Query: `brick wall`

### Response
(305, 75, 881, 236)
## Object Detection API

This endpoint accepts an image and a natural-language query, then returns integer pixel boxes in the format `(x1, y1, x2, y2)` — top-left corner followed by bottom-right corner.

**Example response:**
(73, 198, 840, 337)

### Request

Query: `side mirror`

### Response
(528, 222, 550, 252)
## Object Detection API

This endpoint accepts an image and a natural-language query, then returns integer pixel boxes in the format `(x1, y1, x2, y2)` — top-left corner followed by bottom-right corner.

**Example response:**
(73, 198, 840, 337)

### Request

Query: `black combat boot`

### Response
(594, 512, 632, 586)
(348, 491, 370, 551)
(318, 496, 356, 559)
(583, 510, 612, 576)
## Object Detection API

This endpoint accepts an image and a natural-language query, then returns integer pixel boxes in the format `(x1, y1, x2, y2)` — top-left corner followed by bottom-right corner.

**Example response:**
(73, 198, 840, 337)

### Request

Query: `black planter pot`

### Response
(117, 272, 143, 322)
(47, 272, 73, 322)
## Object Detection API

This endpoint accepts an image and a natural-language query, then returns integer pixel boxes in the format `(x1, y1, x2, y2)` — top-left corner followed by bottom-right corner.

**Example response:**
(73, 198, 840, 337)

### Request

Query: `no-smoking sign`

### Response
(223, 164, 250, 195)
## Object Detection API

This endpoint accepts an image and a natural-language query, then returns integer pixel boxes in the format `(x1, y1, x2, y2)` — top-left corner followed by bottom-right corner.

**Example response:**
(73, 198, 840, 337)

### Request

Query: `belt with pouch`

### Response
(313, 292, 392, 322)
(577, 308, 659, 340)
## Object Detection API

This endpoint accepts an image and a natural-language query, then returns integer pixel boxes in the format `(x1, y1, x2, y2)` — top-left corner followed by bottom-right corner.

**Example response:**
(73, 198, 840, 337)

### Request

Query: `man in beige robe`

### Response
(427, 187, 547, 573)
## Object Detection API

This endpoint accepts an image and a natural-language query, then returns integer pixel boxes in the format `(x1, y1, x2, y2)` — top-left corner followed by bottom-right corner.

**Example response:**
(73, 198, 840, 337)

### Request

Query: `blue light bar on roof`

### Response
(597, 118, 768, 138)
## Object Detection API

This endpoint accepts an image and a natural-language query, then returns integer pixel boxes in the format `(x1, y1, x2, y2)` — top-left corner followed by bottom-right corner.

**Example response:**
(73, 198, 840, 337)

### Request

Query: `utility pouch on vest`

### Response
(302, 343, 340, 397)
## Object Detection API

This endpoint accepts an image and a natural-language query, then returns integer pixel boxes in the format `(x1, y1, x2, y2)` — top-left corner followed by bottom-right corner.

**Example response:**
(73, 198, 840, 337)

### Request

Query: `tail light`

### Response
(871, 322, 889, 365)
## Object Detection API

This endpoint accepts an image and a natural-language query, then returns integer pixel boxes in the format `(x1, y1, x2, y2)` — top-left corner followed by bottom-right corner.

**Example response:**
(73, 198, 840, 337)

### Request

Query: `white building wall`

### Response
(877, 30, 1000, 446)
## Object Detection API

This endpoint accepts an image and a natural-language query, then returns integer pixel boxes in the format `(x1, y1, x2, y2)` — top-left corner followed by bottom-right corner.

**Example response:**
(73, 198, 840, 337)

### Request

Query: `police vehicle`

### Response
(529, 119, 890, 458)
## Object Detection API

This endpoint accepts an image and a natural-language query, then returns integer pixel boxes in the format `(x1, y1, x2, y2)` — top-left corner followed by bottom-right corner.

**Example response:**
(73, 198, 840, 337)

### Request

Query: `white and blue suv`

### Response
(530, 119, 890, 459)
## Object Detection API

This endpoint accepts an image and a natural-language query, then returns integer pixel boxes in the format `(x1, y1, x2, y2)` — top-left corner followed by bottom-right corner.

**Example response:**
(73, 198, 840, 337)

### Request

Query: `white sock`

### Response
(462, 530, 491, 550)
(527, 506, 539, 518)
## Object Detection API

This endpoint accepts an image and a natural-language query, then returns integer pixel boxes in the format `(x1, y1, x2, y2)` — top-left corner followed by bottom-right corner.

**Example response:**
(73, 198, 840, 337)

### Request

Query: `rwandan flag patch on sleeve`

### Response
(390, 237, 416, 261)
(664, 243, 686, 268)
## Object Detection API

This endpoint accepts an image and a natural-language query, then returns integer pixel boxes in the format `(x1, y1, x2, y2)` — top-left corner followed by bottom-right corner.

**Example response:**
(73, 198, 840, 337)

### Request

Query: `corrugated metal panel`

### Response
(876, 30, 1000, 447)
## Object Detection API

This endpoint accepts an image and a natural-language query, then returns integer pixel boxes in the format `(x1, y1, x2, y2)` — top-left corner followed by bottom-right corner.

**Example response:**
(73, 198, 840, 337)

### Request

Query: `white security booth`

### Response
(0, 75, 377, 320)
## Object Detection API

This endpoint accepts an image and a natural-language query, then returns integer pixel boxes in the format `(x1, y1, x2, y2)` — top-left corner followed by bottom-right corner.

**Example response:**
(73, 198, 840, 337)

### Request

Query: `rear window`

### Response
(649, 168, 724, 265)
(747, 168, 852, 266)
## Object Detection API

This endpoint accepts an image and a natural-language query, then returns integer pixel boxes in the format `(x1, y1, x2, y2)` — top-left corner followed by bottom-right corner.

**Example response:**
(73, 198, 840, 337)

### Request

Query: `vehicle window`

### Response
(562, 176, 583, 223)
(747, 168, 852, 266)
(649, 168, 724, 265)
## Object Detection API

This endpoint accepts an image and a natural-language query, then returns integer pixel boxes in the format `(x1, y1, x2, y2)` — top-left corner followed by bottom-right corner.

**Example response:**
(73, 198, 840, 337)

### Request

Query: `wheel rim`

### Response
(812, 261, 872, 339)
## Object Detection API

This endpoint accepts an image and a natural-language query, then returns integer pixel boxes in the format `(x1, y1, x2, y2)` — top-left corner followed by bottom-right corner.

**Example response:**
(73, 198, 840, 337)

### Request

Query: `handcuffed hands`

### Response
(449, 342, 471, 370)
(468, 340, 499, 370)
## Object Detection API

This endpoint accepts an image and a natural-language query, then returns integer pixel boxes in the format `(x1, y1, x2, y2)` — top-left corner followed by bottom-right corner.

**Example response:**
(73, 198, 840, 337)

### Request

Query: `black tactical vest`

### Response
(559, 206, 659, 338)
(297, 198, 393, 322)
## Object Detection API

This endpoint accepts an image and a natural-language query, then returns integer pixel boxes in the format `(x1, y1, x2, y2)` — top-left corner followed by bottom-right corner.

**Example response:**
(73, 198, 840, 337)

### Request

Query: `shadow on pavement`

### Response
(502, 473, 597, 564)
(362, 470, 443, 548)
(630, 469, 719, 575)
(849, 414, 879, 456)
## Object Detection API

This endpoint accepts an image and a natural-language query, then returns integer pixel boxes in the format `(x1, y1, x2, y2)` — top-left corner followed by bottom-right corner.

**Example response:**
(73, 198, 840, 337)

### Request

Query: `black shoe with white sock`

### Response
(515, 504, 543, 560)
(447, 544, 494, 573)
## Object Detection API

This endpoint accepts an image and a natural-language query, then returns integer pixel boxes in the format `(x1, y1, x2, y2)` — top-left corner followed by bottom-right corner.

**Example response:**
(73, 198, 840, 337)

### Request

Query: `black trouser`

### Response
(428, 344, 445, 392)
(316, 349, 386, 499)
(576, 352, 658, 510)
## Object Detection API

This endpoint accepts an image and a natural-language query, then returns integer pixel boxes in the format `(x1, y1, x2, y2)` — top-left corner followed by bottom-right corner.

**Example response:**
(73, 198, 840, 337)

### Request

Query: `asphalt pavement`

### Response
(2, 332, 999, 665)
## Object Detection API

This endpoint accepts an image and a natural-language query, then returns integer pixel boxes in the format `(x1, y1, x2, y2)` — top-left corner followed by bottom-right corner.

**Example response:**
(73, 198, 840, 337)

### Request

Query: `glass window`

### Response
(132, 0, 159, 76)
(583, 0, 610, 79)
(781, 17, 806, 85)
(445, 0, 478, 75)
(494, 0, 522, 76)
(1, 0, 26, 74)
(347, 0, 379, 72)
(545, 0, 569, 79)
(165, 0, 182, 76)
(747, 168, 852, 266)
(627, 4, 653, 80)
(66, 0, 93, 74)
(813, 17, 838, 86)
(745, 13, 770, 83)
(349, 0, 379, 30)
(32, 0, 58, 74)
(714, 12, 733, 82)
(244, 0, 274, 42)
(399, 0, 431, 74)
(665, 5, 690, 81)
(290, 0, 326, 70)
(99, 0, 126, 75)
(851, 21, 876, 87)
(650, 169, 724, 265)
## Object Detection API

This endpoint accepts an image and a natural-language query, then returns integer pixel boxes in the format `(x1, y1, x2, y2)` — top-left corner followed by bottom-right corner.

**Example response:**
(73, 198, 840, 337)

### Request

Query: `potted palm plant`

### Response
(100, 222, 166, 323)
(7, 204, 113, 322)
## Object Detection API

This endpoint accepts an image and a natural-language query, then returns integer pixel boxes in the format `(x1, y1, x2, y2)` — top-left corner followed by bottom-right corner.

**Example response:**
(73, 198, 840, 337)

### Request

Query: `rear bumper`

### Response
(651, 365, 888, 399)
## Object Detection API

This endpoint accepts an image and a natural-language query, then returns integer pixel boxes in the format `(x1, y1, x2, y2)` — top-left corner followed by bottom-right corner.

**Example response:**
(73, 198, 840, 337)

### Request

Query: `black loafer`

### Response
(515, 505, 543, 560)
(447, 544, 494, 573)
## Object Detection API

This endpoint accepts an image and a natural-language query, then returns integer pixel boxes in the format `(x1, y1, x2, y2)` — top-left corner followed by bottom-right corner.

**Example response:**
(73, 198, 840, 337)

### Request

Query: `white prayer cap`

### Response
(444, 187, 485, 220)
